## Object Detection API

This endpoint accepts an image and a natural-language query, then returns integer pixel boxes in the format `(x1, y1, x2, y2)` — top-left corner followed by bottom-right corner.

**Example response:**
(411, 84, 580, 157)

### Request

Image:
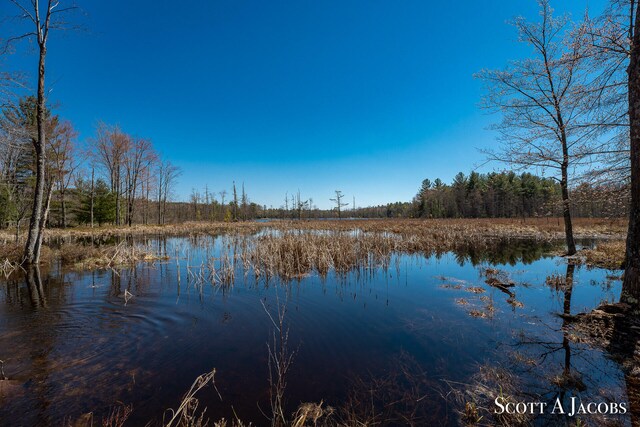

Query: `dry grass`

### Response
(449, 365, 534, 427)
(0, 242, 53, 266)
(0, 218, 626, 279)
(57, 242, 168, 270)
(0, 217, 627, 246)
(248, 230, 400, 280)
(579, 240, 625, 270)
(163, 369, 221, 427)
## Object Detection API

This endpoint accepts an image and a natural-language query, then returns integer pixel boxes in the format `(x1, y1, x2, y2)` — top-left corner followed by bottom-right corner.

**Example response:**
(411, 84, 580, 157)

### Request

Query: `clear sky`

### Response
(1, 0, 606, 209)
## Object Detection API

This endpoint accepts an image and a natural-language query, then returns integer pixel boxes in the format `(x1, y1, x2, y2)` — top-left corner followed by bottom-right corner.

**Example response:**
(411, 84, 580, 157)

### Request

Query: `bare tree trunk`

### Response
(24, 40, 47, 265)
(115, 166, 121, 226)
(560, 163, 577, 255)
(623, 0, 640, 307)
(128, 196, 133, 227)
(60, 189, 66, 228)
(34, 182, 53, 264)
(90, 167, 94, 229)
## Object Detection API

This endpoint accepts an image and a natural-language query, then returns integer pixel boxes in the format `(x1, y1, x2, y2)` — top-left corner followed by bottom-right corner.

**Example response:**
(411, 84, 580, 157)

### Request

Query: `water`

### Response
(0, 234, 630, 426)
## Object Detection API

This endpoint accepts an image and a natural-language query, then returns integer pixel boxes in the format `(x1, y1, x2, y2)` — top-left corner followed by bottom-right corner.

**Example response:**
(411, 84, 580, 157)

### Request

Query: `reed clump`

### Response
(248, 230, 400, 280)
(0, 242, 52, 265)
(57, 242, 167, 270)
(579, 240, 625, 270)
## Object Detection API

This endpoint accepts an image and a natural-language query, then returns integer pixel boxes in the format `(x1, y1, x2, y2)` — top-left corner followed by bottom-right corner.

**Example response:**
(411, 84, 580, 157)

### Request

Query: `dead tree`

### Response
(330, 190, 349, 219)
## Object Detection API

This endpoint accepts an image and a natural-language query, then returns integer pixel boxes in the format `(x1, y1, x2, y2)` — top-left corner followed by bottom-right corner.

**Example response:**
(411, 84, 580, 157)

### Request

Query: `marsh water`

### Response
(0, 232, 631, 426)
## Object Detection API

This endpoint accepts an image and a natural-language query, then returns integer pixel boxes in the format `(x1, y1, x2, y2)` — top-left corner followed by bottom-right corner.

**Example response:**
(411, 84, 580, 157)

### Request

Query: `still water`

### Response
(0, 234, 629, 426)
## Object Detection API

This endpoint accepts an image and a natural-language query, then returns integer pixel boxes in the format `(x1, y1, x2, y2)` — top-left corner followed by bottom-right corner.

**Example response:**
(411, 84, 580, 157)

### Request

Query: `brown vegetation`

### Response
(578, 240, 626, 270)
(0, 218, 627, 247)
(59, 242, 168, 270)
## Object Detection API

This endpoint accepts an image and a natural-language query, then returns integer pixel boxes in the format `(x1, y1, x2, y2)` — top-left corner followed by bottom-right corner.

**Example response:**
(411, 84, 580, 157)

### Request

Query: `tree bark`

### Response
(623, 0, 640, 307)
(560, 164, 577, 256)
(60, 190, 66, 228)
(115, 166, 121, 225)
(23, 42, 47, 265)
(90, 168, 94, 228)
(34, 182, 53, 264)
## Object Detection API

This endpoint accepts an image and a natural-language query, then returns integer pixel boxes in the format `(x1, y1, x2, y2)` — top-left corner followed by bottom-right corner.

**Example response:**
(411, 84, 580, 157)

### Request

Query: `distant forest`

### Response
(0, 96, 626, 231)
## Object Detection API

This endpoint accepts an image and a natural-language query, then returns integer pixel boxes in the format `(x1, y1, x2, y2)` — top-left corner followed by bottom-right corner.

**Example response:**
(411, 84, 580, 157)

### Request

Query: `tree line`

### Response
(411, 171, 627, 219)
(0, 97, 183, 232)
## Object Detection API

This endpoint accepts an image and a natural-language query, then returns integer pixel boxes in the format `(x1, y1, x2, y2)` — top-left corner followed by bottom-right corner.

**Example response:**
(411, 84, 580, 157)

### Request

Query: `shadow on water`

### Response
(0, 235, 632, 426)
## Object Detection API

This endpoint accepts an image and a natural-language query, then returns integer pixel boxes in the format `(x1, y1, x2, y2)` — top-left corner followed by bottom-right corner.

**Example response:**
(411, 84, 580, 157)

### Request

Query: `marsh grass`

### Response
(448, 365, 535, 427)
(0, 218, 624, 283)
(0, 217, 626, 249)
(248, 230, 399, 281)
(578, 240, 625, 270)
(57, 241, 168, 270)
(163, 368, 221, 427)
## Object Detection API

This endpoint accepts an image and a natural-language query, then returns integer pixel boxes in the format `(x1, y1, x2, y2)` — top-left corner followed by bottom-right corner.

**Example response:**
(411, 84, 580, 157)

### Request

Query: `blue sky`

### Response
(1, 0, 606, 209)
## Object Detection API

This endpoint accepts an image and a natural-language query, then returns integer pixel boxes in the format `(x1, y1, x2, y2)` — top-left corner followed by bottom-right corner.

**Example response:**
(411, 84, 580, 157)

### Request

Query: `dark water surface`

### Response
(0, 234, 630, 426)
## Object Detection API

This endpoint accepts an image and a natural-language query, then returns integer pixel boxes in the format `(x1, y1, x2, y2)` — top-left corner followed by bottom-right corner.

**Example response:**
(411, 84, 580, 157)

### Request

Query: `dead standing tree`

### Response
(330, 190, 349, 219)
(476, 0, 598, 255)
(6, 0, 78, 264)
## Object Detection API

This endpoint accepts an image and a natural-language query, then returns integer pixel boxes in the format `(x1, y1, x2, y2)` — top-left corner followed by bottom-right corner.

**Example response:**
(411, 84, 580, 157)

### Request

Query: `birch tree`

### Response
(6, 0, 78, 264)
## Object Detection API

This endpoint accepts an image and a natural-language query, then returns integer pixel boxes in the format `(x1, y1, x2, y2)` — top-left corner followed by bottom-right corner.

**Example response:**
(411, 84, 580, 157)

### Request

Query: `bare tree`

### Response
(218, 189, 227, 221)
(580, 1, 633, 186)
(48, 119, 77, 227)
(92, 122, 131, 226)
(241, 182, 248, 221)
(330, 190, 349, 219)
(232, 181, 238, 221)
(476, 0, 600, 255)
(156, 158, 180, 225)
(123, 136, 156, 226)
(581, 0, 640, 303)
(294, 190, 308, 220)
(6, 0, 78, 264)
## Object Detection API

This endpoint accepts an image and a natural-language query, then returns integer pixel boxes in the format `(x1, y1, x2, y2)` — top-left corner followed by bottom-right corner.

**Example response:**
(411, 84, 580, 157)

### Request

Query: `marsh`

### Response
(0, 223, 632, 426)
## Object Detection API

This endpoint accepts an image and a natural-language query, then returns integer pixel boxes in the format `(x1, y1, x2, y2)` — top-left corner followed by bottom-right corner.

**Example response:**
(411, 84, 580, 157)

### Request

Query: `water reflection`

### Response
(0, 236, 631, 426)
